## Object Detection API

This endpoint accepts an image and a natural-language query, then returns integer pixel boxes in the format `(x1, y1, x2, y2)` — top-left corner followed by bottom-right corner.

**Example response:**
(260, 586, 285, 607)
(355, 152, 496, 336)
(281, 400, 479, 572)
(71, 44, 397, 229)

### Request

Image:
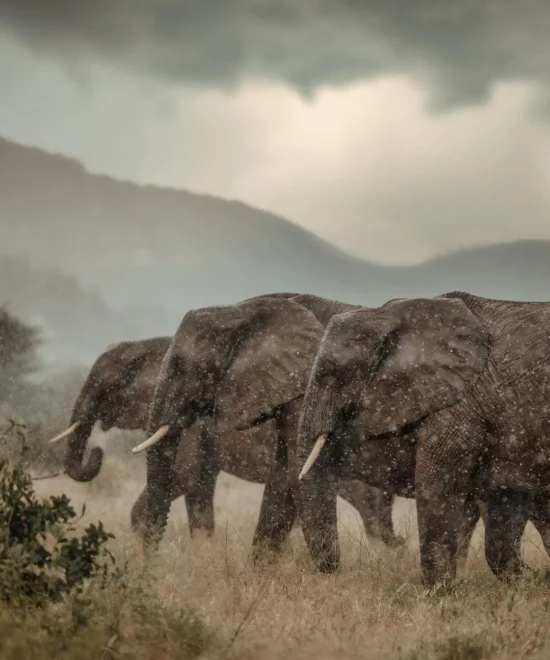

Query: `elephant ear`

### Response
(361, 297, 490, 435)
(215, 298, 324, 430)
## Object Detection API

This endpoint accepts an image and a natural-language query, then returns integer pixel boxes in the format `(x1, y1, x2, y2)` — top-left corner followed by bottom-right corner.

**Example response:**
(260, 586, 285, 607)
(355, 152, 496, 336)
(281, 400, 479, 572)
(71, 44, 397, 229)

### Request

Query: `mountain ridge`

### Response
(1, 134, 549, 373)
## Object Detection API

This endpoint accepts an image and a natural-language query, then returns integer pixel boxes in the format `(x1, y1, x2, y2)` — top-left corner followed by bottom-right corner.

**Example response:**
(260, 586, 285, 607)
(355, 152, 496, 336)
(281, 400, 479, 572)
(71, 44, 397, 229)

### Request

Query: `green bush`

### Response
(0, 423, 116, 607)
(0, 419, 213, 658)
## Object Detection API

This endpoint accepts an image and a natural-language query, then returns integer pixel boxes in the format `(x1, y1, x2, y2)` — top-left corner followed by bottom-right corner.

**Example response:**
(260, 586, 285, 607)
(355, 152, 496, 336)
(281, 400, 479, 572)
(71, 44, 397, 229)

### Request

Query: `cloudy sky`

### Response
(1, 1, 550, 265)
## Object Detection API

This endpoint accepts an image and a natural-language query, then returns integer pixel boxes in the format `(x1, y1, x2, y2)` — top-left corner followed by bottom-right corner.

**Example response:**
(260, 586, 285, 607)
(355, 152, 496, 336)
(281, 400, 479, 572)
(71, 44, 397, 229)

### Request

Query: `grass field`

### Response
(8, 446, 546, 660)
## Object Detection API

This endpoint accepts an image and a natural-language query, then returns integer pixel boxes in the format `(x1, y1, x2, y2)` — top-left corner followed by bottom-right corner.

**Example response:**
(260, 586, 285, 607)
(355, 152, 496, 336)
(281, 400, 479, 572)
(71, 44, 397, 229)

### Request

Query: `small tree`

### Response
(0, 306, 42, 404)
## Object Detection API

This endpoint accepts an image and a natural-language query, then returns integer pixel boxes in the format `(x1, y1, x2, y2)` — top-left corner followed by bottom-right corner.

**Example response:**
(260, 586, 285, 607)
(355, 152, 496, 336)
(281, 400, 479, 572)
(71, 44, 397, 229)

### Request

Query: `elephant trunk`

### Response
(296, 382, 344, 573)
(145, 342, 184, 439)
(143, 431, 180, 551)
(63, 401, 104, 482)
(298, 462, 339, 573)
(143, 347, 180, 550)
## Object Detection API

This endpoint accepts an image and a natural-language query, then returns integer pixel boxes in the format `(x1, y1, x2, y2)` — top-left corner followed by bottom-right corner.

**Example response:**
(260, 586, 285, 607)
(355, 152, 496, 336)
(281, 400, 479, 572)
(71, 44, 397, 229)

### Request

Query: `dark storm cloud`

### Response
(1, 0, 549, 110)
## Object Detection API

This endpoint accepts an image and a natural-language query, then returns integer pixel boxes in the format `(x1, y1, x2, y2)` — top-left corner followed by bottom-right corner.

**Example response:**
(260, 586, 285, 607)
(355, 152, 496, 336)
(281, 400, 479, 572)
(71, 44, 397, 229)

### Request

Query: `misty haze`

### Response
(1, 2, 550, 659)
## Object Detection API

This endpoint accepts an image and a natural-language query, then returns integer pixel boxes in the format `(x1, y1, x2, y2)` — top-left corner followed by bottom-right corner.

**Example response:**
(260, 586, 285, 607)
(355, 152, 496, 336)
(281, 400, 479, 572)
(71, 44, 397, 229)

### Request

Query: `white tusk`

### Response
(298, 435, 327, 481)
(48, 422, 80, 443)
(132, 425, 170, 454)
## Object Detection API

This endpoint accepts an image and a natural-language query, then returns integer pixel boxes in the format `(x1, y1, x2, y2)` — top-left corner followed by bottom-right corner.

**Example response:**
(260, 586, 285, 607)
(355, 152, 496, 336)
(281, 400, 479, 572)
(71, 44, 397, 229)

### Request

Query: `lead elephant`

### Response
(48, 327, 403, 546)
(297, 291, 550, 585)
(135, 293, 486, 562)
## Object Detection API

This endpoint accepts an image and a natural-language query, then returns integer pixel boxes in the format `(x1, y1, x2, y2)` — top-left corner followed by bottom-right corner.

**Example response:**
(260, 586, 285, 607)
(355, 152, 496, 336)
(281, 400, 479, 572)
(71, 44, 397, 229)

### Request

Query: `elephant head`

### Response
(49, 337, 170, 482)
(134, 297, 324, 549)
(296, 296, 490, 572)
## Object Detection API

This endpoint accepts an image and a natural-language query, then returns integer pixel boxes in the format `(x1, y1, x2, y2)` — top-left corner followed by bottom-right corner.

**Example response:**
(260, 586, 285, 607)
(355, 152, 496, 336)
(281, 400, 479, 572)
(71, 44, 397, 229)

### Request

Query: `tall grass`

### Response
(1, 370, 549, 659)
(27, 469, 550, 660)
(0, 424, 211, 660)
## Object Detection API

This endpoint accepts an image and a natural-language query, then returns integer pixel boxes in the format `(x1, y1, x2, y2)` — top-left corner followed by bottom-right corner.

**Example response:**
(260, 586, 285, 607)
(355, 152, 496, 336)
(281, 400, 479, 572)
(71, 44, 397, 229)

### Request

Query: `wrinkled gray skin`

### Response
(142, 293, 485, 561)
(298, 291, 550, 585)
(62, 337, 168, 483)
(143, 293, 390, 554)
(56, 318, 400, 546)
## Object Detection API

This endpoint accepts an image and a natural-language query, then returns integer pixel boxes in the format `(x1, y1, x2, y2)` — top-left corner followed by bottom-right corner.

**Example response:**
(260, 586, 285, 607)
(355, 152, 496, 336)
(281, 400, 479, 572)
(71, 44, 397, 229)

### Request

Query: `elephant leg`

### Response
(251, 409, 297, 561)
(374, 490, 403, 547)
(251, 483, 297, 560)
(185, 464, 219, 536)
(484, 489, 531, 579)
(130, 487, 148, 538)
(131, 479, 186, 540)
(338, 481, 404, 547)
(181, 422, 220, 537)
(415, 412, 484, 586)
(416, 488, 465, 586)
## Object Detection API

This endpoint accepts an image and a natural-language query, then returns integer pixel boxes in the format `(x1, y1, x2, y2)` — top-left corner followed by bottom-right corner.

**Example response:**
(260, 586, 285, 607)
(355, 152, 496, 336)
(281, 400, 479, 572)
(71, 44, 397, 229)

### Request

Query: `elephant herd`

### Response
(49, 290, 550, 586)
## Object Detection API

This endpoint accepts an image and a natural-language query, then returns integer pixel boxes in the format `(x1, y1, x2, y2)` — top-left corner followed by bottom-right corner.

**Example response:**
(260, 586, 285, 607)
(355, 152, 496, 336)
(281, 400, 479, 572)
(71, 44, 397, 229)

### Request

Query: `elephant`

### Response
(135, 293, 487, 562)
(49, 337, 169, 483)
(47, 328, 403, 546)
(296, 291, 550, 586)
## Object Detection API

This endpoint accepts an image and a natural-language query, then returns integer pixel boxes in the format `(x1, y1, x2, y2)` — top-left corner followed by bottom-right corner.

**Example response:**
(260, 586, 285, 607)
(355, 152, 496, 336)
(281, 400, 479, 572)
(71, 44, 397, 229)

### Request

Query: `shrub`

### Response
(0, 423, 116, 607)
(0, 419, 213, 658)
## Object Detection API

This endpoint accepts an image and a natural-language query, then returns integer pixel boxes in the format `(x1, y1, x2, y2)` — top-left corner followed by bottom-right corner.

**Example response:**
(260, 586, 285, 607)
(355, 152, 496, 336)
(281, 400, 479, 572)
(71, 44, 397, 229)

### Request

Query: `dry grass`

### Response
(19, 459, 550, 659)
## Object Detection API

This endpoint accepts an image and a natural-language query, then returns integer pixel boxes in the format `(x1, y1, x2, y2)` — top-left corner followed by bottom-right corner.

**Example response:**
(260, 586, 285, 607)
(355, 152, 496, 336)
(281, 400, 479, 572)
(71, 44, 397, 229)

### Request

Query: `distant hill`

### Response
(1, 135, 550, 372)
(0, 135, 374, 311)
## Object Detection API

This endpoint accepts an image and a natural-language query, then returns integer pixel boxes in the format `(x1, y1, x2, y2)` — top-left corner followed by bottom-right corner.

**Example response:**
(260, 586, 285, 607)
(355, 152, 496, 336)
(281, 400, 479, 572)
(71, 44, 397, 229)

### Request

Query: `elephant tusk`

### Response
(48, 422, 80, 443)
(298, 435, 327, 480)
(132, 425, 170, 454)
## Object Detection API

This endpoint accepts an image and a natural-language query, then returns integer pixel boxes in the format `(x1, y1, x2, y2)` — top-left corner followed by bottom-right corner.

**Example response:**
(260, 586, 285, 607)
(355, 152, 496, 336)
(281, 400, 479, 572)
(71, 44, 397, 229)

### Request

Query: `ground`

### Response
(25, 452, 550, 660)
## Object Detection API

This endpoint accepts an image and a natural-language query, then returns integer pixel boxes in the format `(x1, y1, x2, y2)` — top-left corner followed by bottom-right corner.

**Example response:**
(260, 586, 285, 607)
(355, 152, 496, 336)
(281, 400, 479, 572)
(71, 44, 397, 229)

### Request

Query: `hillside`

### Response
(1, 135, 550, 372)
(0, 136, 373, 311)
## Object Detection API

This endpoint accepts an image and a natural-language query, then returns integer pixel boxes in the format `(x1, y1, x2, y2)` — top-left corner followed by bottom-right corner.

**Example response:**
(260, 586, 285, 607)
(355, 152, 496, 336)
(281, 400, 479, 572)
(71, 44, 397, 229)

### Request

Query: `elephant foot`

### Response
(491, 561, 543, 584)
(419, 543, 459, 588)
(309, 539, 340, 574)
(422, 578, 460, 599)
(316, 556, 339, 574)
(381, 532, 406, 548)
(189, 526, 215, 539)
(250, 540, 285, 568)
(187, 507, 215, 538)
(421, 565, 457, 589)
(142, 524, 167, 559)
(251, 549, 277, 568)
